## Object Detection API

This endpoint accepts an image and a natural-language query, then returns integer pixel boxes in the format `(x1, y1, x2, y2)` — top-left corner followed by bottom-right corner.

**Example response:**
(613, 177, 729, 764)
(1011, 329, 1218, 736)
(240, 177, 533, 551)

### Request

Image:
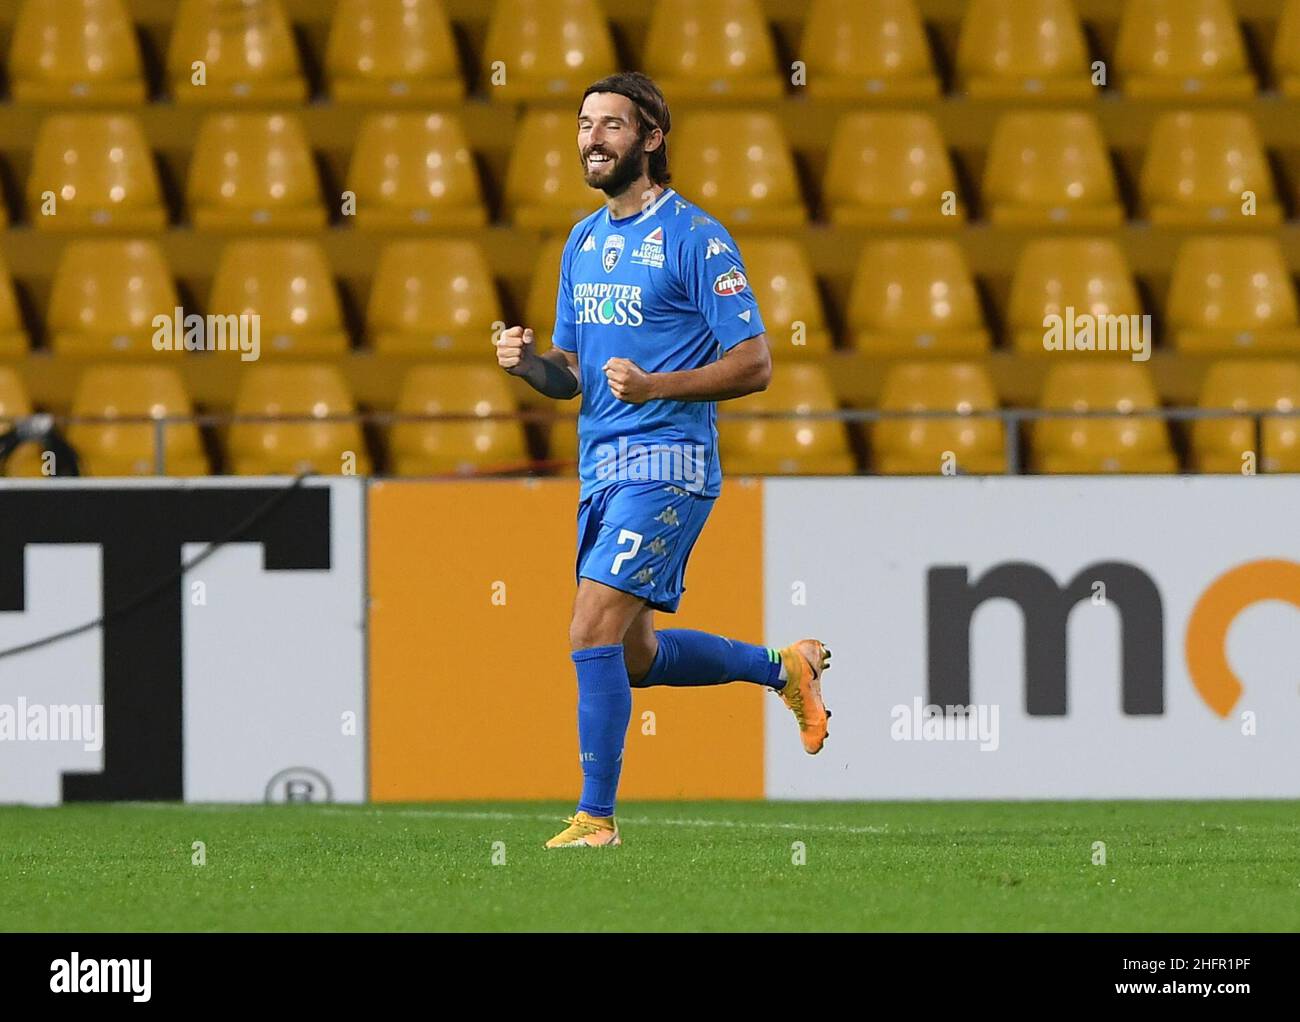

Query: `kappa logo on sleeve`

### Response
(712, 267, 748, 296)
(704, 236, 733, 259)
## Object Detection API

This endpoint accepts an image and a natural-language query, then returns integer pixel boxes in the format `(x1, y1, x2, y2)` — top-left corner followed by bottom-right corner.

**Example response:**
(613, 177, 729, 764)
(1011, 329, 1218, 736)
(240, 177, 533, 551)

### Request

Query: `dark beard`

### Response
(582, 145, 646, 198)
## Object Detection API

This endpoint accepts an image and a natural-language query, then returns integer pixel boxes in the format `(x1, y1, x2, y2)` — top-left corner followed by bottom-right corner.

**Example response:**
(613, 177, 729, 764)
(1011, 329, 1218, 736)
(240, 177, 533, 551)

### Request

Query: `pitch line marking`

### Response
(117, 802, 888, 835)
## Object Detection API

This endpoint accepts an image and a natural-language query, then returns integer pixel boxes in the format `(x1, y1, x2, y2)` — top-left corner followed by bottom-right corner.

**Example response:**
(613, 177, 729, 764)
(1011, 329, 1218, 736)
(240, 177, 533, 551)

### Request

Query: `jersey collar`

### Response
(605, 188, 677, 228)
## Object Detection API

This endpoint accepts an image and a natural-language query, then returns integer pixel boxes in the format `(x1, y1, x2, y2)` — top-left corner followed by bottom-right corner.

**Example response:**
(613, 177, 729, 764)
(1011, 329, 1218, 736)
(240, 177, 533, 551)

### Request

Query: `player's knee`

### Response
(568, 613, 623, 652)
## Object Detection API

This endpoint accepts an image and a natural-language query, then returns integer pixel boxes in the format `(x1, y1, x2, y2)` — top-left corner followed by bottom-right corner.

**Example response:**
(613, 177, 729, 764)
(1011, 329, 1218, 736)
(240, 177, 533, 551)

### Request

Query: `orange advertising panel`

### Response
(368, 478, 766, 801)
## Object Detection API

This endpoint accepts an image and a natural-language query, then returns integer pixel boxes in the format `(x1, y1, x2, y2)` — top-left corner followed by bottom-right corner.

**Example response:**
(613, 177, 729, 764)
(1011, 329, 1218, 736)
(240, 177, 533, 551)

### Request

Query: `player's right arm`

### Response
(496, 223, 585, 399)
(496, 325, 581, 399)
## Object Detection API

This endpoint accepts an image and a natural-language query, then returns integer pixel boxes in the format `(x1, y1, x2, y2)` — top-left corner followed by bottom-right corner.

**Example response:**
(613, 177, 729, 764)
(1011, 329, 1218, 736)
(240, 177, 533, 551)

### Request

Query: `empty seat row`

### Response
(0, 364, 522, 477)
(2, 235, 1296, 361)
(7, 108, 1285, 233)
(721, 361, 1300, 476)
(2, 361, 1297, 478)
(11, 0, 1300, 105)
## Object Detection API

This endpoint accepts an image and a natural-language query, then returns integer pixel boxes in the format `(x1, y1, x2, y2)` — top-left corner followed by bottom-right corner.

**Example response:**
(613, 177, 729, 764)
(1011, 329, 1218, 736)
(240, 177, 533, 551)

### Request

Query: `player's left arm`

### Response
(603, 334, 770, 404)
(603, 224, 771, 405)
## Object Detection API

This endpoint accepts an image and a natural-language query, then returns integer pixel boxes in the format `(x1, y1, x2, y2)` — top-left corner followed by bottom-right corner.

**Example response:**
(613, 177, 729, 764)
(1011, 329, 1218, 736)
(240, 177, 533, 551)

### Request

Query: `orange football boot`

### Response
(777, 639, 832, 754)
(544, 811, 622, 849)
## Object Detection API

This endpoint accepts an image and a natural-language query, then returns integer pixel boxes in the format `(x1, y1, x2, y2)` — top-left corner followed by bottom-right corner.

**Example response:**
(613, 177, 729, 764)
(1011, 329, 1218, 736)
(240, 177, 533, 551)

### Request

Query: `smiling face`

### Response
(577, 91, 657, 197)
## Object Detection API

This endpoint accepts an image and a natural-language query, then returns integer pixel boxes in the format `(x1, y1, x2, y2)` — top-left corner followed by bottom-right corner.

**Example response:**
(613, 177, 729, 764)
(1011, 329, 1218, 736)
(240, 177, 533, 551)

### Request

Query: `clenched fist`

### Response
(603, 357, 658, 404)
(496, 325, 536, 374)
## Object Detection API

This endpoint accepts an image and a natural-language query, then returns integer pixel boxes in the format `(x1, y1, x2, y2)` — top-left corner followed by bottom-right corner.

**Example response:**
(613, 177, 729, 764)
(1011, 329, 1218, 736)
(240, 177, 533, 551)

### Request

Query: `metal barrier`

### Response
(0, 407, 1296, 476)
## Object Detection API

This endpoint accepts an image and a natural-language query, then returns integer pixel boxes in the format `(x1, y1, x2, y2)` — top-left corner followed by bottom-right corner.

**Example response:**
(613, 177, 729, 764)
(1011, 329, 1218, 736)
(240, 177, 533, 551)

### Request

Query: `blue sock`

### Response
(634, 629, 783, 690)
(572, 644, 633, 819)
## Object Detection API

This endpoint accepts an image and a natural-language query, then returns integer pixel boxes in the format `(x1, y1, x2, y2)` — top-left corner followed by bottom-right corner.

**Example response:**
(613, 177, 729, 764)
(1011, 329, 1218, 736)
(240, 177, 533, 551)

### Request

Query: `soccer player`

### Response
(496, 73, 831, 849)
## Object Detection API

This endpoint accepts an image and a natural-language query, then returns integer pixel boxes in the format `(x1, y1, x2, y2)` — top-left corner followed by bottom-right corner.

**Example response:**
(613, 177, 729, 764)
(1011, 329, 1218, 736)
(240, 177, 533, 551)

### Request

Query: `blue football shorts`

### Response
(575, 478, 715, 613)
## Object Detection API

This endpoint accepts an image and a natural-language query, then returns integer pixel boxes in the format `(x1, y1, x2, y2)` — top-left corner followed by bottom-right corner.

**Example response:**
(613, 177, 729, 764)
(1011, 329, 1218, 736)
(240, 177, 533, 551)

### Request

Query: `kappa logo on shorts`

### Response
(602, 234, 625, 273)
(712, 267, 748, 296)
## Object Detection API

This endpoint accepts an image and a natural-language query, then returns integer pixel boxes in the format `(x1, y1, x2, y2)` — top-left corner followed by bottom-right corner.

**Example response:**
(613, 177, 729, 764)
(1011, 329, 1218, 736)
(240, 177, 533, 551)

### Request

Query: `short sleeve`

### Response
(676, 224, 766, 351)
(551, 233, 578, 352)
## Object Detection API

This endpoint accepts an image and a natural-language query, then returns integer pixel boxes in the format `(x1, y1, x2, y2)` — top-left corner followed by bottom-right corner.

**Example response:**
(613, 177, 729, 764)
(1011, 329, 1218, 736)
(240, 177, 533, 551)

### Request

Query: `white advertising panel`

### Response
(0, 478, 366, 805)
(764, 477, 1300, 799)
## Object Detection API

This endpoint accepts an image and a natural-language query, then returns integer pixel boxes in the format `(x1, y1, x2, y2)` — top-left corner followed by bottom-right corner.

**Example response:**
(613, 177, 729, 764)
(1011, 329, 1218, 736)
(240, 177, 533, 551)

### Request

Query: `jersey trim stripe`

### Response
(633, 188, 678, 225)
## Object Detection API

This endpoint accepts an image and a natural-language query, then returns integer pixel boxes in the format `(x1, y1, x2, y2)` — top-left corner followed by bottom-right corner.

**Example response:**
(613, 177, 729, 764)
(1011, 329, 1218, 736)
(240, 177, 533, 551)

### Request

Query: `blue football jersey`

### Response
(551, 188, 766, 499)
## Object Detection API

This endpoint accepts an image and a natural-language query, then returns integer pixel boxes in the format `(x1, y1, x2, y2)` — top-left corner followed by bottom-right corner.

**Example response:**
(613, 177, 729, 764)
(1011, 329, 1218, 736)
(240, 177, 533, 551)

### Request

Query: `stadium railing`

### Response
(2, 407, 1298, 476)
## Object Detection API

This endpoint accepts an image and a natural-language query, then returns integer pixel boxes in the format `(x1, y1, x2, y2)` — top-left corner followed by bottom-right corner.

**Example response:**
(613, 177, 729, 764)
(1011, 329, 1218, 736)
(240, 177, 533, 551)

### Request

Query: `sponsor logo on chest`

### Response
(573, 282, 644, 326)
(630, 226, 666, 269)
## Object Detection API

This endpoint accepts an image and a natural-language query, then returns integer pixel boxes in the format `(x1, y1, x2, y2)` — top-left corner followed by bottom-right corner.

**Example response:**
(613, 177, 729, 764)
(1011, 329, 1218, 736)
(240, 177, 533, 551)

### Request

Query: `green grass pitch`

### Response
(2, 801, 1297, 931)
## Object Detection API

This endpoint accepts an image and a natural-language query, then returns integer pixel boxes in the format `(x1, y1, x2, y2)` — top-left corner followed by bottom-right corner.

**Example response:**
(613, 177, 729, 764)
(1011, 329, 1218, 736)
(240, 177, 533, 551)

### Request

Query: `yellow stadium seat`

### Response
(1140, 112, 1280, 225)
(48, 240, 177, 358)
(1192, 361, 1300, 473)
(1276, 0, 1300, 97)
(209, 241, 348, 357)
(390, 366, 528, 476)
(741, 240, 830, 358)
(27, 114, 166, 231)
(366, 241, 502, 357)
(167, 0, 306, 104)
(525, 238, 567, 353)
(672, 113, 806, 228)
(229, 365, 370, 476)
(505, 110, 603, 229)
(0, 369, 44, 477)
(983, 112, 1122, 227)
(956, 0, 1094, 98)
(546, 401, 579, 472)
(719, 365, 855, 475)
(1034, 364, 1177, 473)
(1008, 239, 1143, 355)
(9, 0, 146, 104)
(1116, 0, 1254, 97)
(824, 113, 960, 227)
(326, 0, 464, 104)
(643, 0, 782, 100)
(187, 113, 325, 232)
(874, 363, 1004, 474)
(348, 112, 487, 230)
(484, 0, 615, 102)
(847, 240, 989, 355)
(68, 366, 207, 476)
(1167, 238, 1300, 353)
(0, 370, 28, 413)
(0, 256, 30, 356)
(801, 0, 938, 99)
